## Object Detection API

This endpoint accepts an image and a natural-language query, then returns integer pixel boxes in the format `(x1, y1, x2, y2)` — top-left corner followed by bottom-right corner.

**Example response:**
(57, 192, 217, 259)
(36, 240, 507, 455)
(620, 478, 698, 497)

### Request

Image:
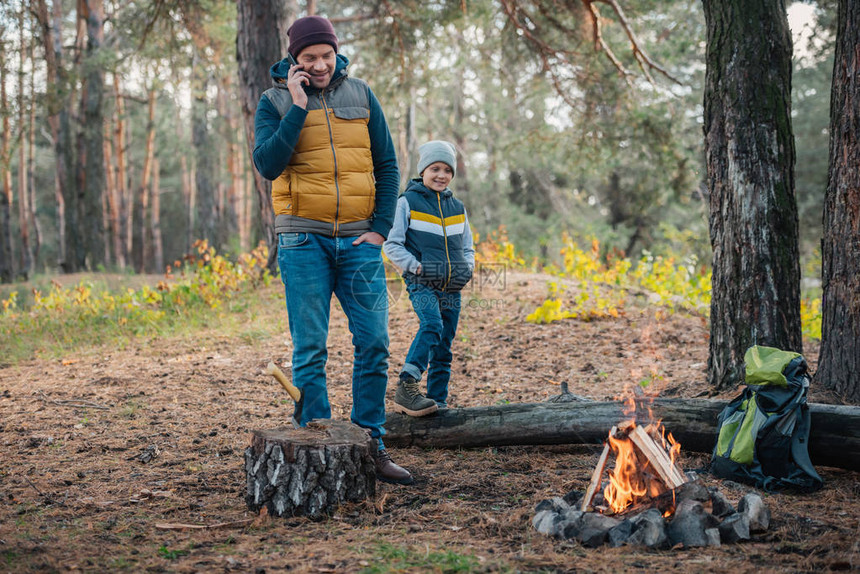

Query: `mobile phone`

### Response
(286, 53, 299, 68)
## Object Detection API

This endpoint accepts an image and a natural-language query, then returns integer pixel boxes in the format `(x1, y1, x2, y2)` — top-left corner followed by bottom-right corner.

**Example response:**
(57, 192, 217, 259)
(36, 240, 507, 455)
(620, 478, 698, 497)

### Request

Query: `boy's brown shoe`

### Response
(392, 375, 439, 417)
(374, 449, 414, 485)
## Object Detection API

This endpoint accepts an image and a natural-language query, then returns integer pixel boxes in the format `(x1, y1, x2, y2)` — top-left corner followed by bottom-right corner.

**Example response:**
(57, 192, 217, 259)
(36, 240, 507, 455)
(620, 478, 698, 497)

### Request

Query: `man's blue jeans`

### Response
(278, 232, 390, 445)
(401, 280, 461, 407)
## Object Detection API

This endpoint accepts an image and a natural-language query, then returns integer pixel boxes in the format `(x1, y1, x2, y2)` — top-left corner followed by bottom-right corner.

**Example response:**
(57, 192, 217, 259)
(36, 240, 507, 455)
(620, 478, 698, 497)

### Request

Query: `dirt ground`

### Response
(1, 270, 858, 573)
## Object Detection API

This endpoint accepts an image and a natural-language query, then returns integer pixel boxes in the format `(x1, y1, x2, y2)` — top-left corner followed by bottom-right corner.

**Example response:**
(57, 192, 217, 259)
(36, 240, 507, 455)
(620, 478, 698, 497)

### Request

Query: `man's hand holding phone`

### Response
(286, 54, 309, 109)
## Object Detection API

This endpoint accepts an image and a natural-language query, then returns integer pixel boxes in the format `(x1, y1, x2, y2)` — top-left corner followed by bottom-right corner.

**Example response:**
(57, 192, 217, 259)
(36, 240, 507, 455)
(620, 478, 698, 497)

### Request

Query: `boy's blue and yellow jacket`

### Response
(383, 179, 475, 292)
(252, 54, 399, 238)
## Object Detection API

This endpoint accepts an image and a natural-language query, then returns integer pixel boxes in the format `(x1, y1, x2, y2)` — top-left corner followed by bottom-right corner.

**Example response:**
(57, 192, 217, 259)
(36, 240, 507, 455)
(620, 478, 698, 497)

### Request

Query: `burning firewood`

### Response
(581, 426, 615, 512)
(581, 392, 689, 516)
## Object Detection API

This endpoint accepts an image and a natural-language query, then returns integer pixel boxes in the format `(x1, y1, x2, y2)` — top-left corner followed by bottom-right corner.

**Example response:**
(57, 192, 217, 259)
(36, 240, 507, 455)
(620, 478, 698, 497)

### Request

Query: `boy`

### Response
(383, 141, 475, 416)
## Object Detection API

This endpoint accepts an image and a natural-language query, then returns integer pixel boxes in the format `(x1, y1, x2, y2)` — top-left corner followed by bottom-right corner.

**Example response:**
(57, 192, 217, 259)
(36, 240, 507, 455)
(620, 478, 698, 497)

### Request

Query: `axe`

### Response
(266, 361, 303, 428)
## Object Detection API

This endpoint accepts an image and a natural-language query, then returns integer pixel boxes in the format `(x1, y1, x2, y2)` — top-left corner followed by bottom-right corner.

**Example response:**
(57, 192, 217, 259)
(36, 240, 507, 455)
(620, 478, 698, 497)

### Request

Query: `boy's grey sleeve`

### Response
(464, 209, 475, 271)
(383, 197, 421, 274)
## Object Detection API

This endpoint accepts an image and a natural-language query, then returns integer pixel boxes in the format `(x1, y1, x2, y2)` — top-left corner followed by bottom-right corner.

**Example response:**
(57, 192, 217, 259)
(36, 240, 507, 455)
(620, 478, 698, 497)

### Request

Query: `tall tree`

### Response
(17, 8, 33, 279)
(236, 0, 295, 273)
(190, 48, 218, 248)
(151, 157, 164, 273)
(817, 0, 860, 402)
(134, 81, 157, 273)
(33, 0, 70, 271)
(27, 29, 41, 268)
(703, 0, 802, 390)
(112, 74, 130, 268)
(0, 27, 13, 283)
(78, 0, 107, 269)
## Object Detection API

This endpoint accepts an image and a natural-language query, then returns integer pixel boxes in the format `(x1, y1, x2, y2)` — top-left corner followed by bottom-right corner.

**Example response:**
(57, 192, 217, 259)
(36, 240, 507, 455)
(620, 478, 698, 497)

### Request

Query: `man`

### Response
(253, 15, 411, 485)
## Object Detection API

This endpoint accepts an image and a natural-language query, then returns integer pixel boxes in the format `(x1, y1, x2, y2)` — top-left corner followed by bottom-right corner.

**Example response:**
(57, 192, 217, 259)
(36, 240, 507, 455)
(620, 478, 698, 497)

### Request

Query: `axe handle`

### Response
(266, 362, 302, 402)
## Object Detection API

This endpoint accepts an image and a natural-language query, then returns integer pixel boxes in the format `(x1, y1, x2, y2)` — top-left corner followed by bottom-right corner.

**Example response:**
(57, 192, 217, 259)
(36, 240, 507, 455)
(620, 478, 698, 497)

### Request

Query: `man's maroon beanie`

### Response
(287, 16, 339, 58)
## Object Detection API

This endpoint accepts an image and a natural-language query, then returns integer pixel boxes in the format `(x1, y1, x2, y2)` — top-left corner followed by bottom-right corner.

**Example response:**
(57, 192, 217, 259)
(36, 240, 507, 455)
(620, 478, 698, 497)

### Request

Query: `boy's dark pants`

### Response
(401, 280, 462, 406)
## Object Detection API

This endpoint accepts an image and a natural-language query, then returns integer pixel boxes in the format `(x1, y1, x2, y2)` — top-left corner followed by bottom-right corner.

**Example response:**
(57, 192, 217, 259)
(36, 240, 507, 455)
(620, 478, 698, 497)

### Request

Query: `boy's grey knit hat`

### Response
(417, 140, 457, 176)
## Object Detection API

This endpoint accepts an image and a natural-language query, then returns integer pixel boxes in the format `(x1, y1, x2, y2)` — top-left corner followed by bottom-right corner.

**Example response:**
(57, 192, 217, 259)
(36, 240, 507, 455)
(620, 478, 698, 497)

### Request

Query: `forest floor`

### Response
(1, 270, 858, 573)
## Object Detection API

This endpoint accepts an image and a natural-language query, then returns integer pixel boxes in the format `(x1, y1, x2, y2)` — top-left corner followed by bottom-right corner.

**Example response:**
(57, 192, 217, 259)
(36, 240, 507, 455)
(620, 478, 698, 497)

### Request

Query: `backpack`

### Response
(710, 345, 823, 492)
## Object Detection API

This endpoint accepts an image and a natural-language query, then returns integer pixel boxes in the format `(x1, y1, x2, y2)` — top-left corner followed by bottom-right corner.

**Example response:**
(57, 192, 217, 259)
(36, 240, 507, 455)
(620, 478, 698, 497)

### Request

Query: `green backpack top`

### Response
(711, 346, 823, 492)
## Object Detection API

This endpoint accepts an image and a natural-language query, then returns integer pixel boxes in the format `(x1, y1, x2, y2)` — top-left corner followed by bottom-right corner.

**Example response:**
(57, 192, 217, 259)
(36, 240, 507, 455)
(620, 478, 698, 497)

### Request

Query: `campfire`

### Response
(581, 394, 687, 517)
(533, 389, 772, 549)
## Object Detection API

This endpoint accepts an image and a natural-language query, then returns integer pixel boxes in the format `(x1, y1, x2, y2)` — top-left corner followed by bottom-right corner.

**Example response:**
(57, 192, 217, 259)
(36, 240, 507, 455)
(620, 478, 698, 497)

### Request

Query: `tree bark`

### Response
(66, 0, 88, 272)
(102, 119, 115, 266)
(134, 82, 157, 273)
(151, 158, 163, 273)
(244, 420, 376, 518)
(103, 112, 122, 269)
(181, 153, 193, 256)
(111, 74, 128, 269)
(383, 399, 860, 471)
(192, 50, 218, 249)
(33, 0, 68, 272)
(452, 47, 469, 200)
(0, 37, 14, 283)
(27, 36, 41, 268)
(817, 0, 860, 403)
(702, 0, 802, 390)
(236, 0, 296, 274)
(17, 10, 33, 280)
(219, 75, 244, 252)
(79, 0, 106, 270)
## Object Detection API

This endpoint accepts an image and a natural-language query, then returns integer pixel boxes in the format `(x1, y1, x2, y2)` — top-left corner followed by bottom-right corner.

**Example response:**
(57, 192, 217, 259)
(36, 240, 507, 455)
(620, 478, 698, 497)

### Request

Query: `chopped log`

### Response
(384, 399, 860, 471)
(244, 420, 376, 518)
(627, 426, 688, 489)
(581, 426, 615, 512)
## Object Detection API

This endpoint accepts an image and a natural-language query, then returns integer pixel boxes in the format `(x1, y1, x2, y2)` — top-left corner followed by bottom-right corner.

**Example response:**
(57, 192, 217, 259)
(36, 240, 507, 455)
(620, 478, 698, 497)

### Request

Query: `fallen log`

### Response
(384, 399, 860, 471)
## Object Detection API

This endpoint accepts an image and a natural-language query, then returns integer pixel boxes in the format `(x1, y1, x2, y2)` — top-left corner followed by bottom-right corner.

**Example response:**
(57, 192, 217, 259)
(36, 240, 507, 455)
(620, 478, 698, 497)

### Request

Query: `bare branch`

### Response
(379, 0, 408, 84)
(500, 0, 682, 88)
(594, 0, 682, 85)
(584, 0, 633, 86)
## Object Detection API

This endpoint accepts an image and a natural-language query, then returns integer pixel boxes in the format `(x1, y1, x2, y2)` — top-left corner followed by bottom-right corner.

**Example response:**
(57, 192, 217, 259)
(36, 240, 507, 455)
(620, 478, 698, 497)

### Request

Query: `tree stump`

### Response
(244, 420, 376, 518)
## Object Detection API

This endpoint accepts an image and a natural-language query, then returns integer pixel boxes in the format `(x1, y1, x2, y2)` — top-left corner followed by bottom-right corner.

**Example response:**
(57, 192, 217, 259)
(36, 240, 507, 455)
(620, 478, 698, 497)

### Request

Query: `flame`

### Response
(600, 389, 683, 516)
(603, 433, 648, 514)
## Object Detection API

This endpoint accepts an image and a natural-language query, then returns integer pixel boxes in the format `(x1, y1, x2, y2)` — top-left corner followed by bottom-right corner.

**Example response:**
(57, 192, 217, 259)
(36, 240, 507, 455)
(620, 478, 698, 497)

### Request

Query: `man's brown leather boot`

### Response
(374, 449, 413, 485)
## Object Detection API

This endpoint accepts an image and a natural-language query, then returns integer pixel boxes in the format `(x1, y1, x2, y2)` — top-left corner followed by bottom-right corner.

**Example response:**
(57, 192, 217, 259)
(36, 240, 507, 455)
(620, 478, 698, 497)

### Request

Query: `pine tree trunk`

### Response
(0, 43, 14, 284)
(702, 0, 802, 391)
(134, 85, 156, 273)
(80, 0, 106, 270)
(103, 112, 126, 270)
(151, 158, 163, 273)
(108, 78, 125, 268)
(27, 39, 41, 268)
(192, 51, 217, 249)
(221, 77, 244, 252)
(453, 40, 469, 199)
(17, 12, 33, 280)
(236, 0, 295, 273)
(103, 119, 116, 267)
(113, 76, 129, 269)
(236, 129, 250, 252)
(33, 0, 67, 272)
(817, 0, 860, 403)
(65, 0, 89, 272)
(244, 420, 377, 518)
(168, 68, 194, 257)
(181, 153, 193, 256)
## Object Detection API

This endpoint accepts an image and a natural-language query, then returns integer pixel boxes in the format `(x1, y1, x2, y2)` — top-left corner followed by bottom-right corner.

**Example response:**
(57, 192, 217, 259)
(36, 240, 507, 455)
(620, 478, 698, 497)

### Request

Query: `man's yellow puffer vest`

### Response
(263, 77, 375, 236)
